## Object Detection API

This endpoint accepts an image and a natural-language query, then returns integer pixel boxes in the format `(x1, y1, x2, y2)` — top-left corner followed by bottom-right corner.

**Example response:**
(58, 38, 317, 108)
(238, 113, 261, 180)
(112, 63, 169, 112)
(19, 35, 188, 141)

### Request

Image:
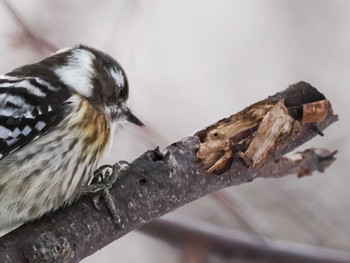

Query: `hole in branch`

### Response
(138, 178, 147, 185)
(149, 147, 164, 161)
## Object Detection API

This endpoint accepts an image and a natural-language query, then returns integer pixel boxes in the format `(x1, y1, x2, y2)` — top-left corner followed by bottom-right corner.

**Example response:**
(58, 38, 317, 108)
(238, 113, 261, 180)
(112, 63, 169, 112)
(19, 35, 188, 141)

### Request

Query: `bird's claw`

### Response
(83, 161, 130, 226)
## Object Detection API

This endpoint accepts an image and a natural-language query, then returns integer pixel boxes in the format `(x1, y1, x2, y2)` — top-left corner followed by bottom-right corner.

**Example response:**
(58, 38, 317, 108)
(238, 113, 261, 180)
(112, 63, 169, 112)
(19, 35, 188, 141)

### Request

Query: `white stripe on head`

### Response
(109, 68, 125, 88)
(54, 49, 95, 97)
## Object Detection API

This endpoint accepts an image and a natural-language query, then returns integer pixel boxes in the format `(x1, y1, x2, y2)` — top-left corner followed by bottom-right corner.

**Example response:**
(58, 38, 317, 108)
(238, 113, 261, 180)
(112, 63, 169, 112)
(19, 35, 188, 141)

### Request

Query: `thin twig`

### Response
(1, 0, 57, 54)
(211, 191, 269, 244)
(140, 217, 350, 263)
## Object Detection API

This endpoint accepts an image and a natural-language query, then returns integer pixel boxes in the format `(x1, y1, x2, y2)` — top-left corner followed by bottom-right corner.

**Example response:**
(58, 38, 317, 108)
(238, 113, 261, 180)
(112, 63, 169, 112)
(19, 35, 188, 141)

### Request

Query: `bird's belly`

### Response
(0, 127, 109, 231)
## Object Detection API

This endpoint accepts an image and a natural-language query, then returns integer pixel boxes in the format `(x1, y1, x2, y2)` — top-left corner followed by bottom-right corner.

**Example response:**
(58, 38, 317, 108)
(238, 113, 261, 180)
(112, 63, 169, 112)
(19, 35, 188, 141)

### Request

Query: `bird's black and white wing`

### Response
(0, 75, 70, 159)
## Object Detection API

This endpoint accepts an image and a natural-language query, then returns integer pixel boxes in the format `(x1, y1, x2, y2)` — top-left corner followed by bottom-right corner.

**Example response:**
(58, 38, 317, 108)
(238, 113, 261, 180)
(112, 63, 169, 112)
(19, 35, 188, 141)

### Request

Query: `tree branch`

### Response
(0, 82, 338, 262)
(140, 217, 350, 263)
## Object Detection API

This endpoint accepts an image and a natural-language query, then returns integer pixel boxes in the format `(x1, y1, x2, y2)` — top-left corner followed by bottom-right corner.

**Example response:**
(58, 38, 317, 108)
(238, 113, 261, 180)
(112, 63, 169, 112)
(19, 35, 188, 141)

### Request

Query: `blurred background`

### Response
(0, 0, 349, 262)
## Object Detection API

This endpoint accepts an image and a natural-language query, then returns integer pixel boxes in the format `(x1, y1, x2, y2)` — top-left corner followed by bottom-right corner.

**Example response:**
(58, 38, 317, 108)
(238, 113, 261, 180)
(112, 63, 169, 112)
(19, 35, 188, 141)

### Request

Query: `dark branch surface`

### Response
(0, 82, 338, 263)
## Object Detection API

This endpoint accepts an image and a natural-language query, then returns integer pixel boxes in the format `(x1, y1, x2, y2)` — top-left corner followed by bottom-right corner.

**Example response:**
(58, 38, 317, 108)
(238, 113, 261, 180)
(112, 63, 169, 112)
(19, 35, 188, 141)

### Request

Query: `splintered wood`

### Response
(195, 83, 331, 174)
(244, 100, 294, 169)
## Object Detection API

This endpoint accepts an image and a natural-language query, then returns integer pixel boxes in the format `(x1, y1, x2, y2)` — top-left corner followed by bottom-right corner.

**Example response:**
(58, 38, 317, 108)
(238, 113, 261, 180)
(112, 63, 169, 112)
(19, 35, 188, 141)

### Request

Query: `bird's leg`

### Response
(83, 161, 130, 225)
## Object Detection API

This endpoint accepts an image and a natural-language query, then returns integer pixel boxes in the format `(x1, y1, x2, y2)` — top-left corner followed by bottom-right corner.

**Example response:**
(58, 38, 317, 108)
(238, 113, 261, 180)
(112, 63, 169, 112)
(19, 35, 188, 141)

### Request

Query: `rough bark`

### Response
(0, 82, 338, 263)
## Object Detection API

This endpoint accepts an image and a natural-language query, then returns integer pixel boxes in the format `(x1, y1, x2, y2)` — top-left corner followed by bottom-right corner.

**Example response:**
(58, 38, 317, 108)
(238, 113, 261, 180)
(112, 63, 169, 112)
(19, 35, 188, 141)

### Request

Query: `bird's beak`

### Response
(124, 108, 144, 127)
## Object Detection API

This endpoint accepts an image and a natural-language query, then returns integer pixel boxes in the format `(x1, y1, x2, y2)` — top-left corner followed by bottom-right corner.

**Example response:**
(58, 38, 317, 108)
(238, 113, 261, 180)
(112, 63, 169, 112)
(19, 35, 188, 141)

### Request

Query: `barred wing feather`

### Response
(0, 75, 70, 159)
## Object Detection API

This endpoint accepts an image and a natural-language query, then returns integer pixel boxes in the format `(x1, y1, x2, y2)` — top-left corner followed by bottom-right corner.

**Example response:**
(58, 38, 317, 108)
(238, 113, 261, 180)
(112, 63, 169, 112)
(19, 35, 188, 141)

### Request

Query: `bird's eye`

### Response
(119, 86, 128, 100)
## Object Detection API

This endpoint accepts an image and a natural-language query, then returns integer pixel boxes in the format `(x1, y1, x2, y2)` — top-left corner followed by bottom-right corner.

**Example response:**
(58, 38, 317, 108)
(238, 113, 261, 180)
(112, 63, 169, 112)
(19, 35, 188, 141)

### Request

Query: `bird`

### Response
(0, 45, 143, 231)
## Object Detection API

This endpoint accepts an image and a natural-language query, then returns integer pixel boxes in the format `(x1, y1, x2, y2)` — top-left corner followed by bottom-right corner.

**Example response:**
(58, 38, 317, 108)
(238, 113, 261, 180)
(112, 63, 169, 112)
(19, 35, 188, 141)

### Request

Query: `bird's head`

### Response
(47, 45, 144, 127)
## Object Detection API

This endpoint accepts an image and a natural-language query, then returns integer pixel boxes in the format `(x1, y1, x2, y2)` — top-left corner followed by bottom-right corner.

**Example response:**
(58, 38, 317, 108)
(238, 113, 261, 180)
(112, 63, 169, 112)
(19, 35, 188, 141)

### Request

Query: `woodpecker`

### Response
(0, 45, 143, 231)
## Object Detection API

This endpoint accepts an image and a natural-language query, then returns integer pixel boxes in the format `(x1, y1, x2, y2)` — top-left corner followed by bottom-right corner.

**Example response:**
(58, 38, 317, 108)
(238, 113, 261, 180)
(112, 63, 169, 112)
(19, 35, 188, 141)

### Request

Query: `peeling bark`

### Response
(195, 82, 332, 174)
(0, 81, 338, 263)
